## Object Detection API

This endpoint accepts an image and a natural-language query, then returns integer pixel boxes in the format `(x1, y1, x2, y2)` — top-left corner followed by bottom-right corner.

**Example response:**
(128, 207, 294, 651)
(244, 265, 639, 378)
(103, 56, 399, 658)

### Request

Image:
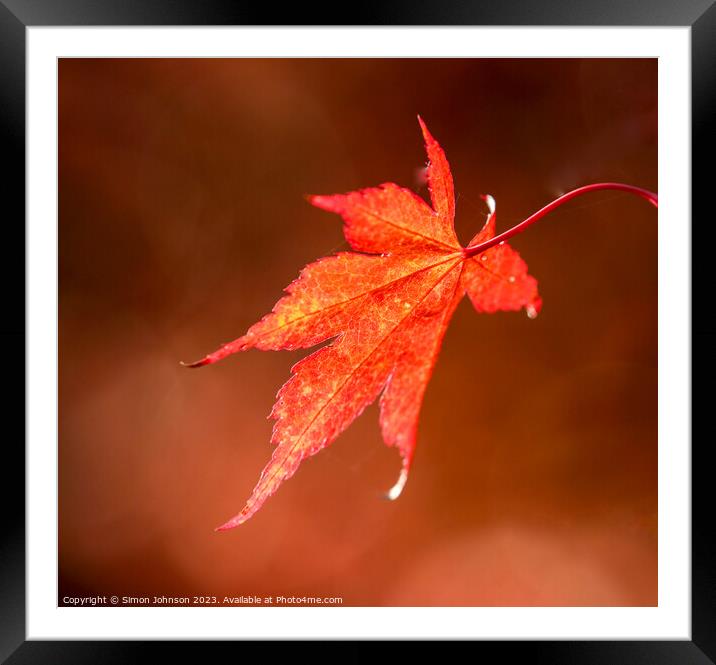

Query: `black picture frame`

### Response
(2, 0, 712, 661)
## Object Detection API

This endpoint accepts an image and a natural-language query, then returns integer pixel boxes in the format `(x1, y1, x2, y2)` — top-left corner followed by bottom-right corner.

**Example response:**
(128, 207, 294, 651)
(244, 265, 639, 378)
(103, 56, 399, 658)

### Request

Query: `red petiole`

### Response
(462, 182, 658, 259)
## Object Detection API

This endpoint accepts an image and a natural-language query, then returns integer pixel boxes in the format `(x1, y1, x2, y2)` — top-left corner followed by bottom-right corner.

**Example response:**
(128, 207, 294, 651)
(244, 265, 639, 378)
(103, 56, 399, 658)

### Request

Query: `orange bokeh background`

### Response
(59, 58, 657, 606)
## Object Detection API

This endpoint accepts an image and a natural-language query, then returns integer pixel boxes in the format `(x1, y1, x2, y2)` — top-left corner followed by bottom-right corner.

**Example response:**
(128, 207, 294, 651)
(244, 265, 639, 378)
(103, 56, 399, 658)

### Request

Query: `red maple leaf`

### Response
(186, 117, 657, 530)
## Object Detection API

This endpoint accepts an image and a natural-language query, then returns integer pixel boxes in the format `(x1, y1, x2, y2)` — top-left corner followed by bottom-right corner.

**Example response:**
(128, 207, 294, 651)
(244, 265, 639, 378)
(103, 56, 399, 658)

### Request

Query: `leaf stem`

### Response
(462, 182, 658, 259)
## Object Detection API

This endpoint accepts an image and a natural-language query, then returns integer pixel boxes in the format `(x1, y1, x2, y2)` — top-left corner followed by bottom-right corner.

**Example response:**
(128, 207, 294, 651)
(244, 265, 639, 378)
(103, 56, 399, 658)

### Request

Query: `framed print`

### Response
(2, 0, 712, 661)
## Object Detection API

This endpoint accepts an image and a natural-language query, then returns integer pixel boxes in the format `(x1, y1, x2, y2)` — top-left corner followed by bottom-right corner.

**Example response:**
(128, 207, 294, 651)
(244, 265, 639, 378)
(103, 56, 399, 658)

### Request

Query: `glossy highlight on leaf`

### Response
(187, 117, 541, 529)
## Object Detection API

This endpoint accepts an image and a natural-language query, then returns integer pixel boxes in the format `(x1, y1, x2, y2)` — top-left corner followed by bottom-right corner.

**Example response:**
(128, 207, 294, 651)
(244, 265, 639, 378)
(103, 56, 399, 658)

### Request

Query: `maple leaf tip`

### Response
(307, 194, 342, 213)
(417, 115, 433, 144)
(180, 358, 210, 369)
(525, 297, 543, 319)
(215, 518, 240, 532)
(385, 467, 409, 501)
(480, 194, 496, 214)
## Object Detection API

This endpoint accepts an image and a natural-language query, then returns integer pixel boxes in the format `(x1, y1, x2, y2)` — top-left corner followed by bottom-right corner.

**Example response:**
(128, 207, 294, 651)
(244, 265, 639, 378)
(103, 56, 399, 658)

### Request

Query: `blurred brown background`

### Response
(59, 58, 657, 607)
